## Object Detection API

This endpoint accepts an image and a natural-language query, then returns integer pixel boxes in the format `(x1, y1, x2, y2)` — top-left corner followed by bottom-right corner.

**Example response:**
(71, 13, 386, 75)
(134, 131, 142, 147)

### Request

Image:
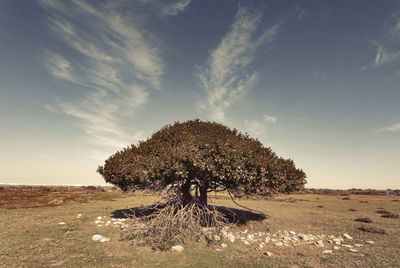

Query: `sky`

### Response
(0, 0, 399, 189)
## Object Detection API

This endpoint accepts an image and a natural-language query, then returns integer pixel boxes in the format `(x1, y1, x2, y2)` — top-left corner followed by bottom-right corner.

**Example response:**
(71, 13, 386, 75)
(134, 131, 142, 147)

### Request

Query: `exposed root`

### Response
(122, 194, 231, 250)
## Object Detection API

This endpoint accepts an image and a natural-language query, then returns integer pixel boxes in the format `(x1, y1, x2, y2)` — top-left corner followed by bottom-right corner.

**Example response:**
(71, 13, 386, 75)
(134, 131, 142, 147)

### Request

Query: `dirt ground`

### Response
(0, 188, 399, 267)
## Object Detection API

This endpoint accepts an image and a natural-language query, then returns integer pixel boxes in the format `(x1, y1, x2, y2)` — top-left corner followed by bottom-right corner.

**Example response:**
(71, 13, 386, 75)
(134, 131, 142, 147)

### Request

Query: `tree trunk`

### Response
(181, 179, 192, 206)
(199, 186, 208, 206)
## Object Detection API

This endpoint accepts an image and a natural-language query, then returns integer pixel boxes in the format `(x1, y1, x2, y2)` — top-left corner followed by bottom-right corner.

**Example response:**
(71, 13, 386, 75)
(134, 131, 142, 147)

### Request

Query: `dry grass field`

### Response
(0, 188, 399, 267)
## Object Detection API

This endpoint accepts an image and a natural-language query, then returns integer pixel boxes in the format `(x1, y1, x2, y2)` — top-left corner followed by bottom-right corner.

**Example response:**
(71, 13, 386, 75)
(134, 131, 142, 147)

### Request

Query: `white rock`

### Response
(95, 220, 101, 224)
(77, 214, 82, 218)
(171, 245, 184, 253)
(213, 235, 221, 241)
(274, 242, 283, 247)
(349, 248, 358, 253)
(227, 233, 235, 243)
(58, 222, 66, 225)
(315, 240, 324, 247)
(283, 236, 291, 242)
(243, 240, 250, 245)
(265, 237, 271, 243)
(216, 248, 222, 252)
(322, 250, 332, 254)
(221, 243, 228, 248)
(258, 243, 264, 248)
(366, 240, 375, 244)
(333, 246, 339, 250)
(354, 244, 363, 247)
(343, 233, 353, 240)
(289, 231, 296, 235)
(100, 237, 110, 243)
(247, 234, 255, 241)
(221, 230, 228, 237)
(92, 234, 103, 241)
(264, 251, 273, 257)
(342, 244, 353, 248)
(97, 216, 102, 220)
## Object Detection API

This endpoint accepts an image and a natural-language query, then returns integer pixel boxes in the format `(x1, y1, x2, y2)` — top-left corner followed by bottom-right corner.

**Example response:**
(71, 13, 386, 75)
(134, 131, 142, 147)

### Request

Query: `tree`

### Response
(97, 119, 306, 206)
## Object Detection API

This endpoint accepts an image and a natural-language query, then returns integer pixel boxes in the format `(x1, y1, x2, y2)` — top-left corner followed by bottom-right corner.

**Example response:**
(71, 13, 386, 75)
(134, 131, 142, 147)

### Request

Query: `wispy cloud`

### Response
(40, 0, 162, 161)
(162, 0, 191, 16)
(382, 122, 400, 132)
(364, 13, 400, 71)
(197, 6, 282, 122)
(263, 114, 277, 124)
(244, 113, 277, 138)
(291, 5, 306, 19)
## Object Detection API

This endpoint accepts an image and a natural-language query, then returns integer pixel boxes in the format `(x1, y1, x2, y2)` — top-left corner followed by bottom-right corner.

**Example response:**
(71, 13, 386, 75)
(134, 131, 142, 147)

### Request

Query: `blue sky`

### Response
(1, 0, 399, 188)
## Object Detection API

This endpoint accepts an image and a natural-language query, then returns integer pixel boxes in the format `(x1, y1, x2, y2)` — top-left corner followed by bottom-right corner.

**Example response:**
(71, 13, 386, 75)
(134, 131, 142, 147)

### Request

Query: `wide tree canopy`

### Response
(97, 119, 306, 205)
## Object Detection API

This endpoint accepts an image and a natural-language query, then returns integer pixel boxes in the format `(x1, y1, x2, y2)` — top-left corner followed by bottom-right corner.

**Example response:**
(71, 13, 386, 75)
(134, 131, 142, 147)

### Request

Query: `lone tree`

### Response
(98, 119, 306, 206)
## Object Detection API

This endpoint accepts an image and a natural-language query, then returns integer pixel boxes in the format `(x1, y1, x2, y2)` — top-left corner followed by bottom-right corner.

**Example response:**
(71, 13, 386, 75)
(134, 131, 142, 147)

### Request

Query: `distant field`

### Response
(0, 188, 399, 267)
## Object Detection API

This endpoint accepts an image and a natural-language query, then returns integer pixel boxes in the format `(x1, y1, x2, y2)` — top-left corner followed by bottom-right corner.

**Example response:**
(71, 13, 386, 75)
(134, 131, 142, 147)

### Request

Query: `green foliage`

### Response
(97, 119, 306, 198)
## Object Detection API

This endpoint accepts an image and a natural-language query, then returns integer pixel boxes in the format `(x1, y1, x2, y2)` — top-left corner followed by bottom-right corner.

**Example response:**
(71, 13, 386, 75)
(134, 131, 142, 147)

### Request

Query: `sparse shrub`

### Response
(358, 225, 386, 234)
(381, 213, 399, 219)
(376, 210, 391, 215)
(354, 217, 372, 223)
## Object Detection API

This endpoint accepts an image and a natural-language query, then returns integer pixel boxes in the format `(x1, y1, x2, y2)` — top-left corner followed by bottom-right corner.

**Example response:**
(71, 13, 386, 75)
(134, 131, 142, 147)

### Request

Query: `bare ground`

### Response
(0, 189, 399, 267)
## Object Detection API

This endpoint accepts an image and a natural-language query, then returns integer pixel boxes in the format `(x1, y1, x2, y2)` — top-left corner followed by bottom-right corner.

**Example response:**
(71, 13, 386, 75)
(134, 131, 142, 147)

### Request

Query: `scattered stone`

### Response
(244, 240, 250, 245)
(92, 234, 103, 241)
(97, 216, 102, 220)
(77, 214, 82, 218)
(322, 250, 332, 254)
(171, 245, 184, 253)
(289, 231, 296, 235)
(247, 234, 255, 241)
(366, 240, 375, 244)
(227, 233, 235, 243)
(48, 199, 64, 205)
(58, 222, 66, 225)
(354, 244, 363, 247)
(100, 237, 110, 243)
(342, 245, 353, 248)
(283, 236, 291, 242)
(263, 251, 273, 257)
(221, 243, 228, 248)
(213, 235, 221, 241)
(354, 217, 372, 223)
(315, 240, 324, 247)
(265, 236, 271, 243)
(343, 233, 353, 240)
(216, 248, 222, 252)
(334, 246, 339, 250)
(274, 242, 283, 247)
(349, 249, 358, 253)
